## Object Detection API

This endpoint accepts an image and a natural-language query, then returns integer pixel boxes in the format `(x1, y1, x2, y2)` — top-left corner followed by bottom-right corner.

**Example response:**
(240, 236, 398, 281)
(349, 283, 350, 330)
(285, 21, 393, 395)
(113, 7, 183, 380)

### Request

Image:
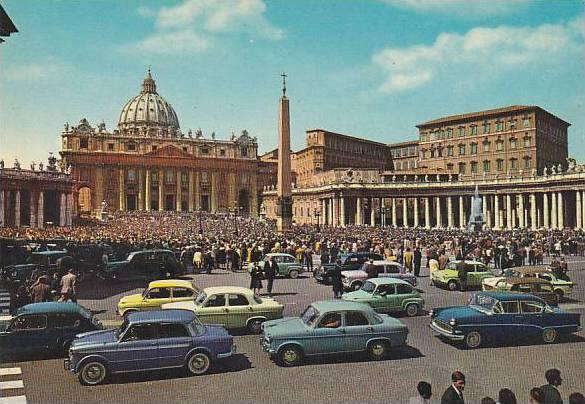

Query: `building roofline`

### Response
(387, 140, 419, 148)
(306, 129, 388, 147)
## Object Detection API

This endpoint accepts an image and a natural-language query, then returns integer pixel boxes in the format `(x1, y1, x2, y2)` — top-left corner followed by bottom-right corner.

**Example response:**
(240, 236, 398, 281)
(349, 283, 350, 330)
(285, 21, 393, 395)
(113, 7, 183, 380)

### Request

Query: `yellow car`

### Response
(117, 279, 199, 318)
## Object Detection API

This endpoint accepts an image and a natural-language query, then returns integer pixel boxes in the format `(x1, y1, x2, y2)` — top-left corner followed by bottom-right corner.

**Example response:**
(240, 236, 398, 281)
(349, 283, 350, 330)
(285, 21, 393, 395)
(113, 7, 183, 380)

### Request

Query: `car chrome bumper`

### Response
(429, 323, 464, 341)
(261, 339, 276, 354)
(217, 344, 237, 358)
(64, 359, 75, 372)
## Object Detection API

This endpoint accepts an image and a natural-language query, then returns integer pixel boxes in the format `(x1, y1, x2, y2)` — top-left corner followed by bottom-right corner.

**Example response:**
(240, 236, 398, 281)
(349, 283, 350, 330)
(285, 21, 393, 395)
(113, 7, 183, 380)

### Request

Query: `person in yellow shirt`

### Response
(403, 247, 414, 273)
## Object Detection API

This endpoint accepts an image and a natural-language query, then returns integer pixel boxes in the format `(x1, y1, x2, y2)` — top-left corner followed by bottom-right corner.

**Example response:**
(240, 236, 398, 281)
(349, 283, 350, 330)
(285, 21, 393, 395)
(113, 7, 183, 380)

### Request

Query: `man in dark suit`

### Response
(413, 247, 422, 277)
(265, 256, 278, 297)
(540, 368, 563, 404)
(441, 371, 465, 404)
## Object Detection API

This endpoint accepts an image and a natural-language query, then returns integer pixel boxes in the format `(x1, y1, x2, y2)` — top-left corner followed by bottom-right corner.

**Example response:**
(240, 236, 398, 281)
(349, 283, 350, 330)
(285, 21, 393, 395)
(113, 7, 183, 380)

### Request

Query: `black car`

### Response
(100, 249, 184, 281)
(314, 252, 384, 284)
(1, 251, 71, 285)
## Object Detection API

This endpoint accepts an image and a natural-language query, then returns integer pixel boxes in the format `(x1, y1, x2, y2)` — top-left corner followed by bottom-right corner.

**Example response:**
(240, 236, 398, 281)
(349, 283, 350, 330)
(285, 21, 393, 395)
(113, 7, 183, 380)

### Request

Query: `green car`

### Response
(248, 253, 305, 279)
(432, 260, 495, 291)
(342, 278, 424, 317)
(261, 300, 409, 366)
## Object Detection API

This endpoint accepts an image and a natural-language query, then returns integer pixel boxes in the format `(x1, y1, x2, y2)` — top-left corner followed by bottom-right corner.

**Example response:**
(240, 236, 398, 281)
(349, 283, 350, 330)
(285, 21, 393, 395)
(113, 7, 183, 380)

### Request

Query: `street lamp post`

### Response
(314, 208, 321, 232)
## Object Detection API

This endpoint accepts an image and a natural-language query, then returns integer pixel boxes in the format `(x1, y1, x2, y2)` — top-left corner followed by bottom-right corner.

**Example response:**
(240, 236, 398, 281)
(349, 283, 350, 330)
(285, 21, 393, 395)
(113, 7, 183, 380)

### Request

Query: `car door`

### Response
(116, 323, 159, 372)
(381, 264, 400, 280)
(157, 322, 192, 368)
(395, 283, 415, 311)
(195, 294, 228, 326)
(226, 294, 252, 328)
(370, 284, 396, 313)
(519, 300, 546, 338)
(171, 287, 196, 303)
(2, 314, 49, 355)
(342, 311, 371, 352)
(142, 287, 172, 310)
(47, 313, 83, 350)
(494, 301, 523, 339)
(304, 311, 346, 355)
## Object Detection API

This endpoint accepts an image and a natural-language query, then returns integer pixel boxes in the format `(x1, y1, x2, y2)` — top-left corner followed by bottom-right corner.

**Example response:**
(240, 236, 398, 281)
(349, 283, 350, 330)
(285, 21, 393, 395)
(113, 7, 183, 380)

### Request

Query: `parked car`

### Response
(342, 278, 424, 317)
(101, 249, 183, 281)
(341, 260, 416, 291)
(314, 252, 384, 284)
(1, 250, 71, 285)
(481, 277, 559, 306)
(430, 292, 581, 349)
(432, 260, 495, 291)
(64, 309, 235, 385)
(248, 253, 305, 279)
(483, 266, 575, 300)
(117, 279, 199, 318)
(0, 302, 103, 359)
(261, 300, 409, 366)
(163, 286, 284, 334)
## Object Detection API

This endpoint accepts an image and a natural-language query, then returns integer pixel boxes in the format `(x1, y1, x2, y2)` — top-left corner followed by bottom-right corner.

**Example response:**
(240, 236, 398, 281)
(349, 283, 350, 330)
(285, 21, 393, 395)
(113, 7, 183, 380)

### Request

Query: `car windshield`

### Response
(469, 294, 498, 312)
(194, 292, 207, 306)
(300, 306, 320, 327)
(77, 304, 93, 319)
(188, 318, 205, 336)
(361, 281, 376, 293)
(116, 319, 130, 340)
(446, 262, 457, 270)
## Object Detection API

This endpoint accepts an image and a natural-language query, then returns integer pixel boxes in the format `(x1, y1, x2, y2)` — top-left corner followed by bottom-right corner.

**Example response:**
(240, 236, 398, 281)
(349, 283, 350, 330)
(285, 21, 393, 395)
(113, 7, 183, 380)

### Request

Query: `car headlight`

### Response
(449, 318, 457, 326)
(12, 271, 18, 277)
(429, 309, 434, 317)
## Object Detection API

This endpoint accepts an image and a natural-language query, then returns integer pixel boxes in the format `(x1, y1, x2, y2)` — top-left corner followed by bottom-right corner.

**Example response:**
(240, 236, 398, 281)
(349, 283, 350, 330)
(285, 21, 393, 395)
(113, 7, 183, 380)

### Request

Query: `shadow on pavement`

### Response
(302, 345, 424, 366)
(443, 333, 585, 350)
(259, 292, 298, 297)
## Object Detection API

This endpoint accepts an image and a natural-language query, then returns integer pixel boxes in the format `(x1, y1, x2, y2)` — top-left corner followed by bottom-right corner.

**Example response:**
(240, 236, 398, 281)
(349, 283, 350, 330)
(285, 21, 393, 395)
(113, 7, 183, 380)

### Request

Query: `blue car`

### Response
(64, 309, 236, 385)
(430, 292, 581, 349)
(0, 302, 102, 358)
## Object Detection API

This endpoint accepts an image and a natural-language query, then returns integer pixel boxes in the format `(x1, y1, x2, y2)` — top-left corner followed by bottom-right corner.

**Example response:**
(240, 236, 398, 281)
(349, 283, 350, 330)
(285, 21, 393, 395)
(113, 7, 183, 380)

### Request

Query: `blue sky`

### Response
(1, 0, 584, 165)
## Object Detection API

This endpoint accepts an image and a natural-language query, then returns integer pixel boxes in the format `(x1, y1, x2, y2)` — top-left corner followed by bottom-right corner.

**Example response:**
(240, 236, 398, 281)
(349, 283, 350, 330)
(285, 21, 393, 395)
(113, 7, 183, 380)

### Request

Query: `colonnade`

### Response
(0, 189, 73, 228)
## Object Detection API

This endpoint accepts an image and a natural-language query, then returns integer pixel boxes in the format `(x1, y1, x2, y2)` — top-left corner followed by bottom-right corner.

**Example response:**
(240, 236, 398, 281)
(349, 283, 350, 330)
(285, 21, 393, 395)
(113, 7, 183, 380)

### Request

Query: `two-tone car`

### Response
(163, 286, 284, 334)
(342, 278, 424, 317)
(432, 260, 495, 291)
(1, 302, 103, 359)
(117, 279, 199, 318)
(101, 249, 183, 281)
(430, 291, 581, 349)
(314, 252, 384, 284)
(341, 260, 416, 291)
(483, 266, 575, 300)
(261, 300, 409, 366)
(481, 277, 559, 306)
(65, 309, 235, 385)
(248, 253, 305, 279)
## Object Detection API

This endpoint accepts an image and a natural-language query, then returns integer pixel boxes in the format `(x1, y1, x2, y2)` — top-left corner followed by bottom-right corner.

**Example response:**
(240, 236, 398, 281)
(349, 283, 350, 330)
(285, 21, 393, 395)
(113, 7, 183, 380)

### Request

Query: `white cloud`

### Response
(373, 14, 585, 93)
(2, 58, 69, 81)
(134, 0, 284, 54)
(381, 0, 530, 17)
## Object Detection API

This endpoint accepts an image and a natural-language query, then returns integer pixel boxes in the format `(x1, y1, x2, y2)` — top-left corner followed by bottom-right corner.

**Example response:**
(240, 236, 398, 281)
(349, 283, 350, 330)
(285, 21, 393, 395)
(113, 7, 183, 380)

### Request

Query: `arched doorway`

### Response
(238, 189, 250, 216)
(78, 187, 92, 215)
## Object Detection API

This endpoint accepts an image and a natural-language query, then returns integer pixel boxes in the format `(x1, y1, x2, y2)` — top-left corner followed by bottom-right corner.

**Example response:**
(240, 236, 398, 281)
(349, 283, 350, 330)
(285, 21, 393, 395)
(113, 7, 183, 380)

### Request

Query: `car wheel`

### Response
(405, 303, 418, 317)
(464, 331, 482, 349)
(78, 361, 108, 386)
(351, 282, 362, 291)
(542, 328, 558, 344)
(367, 340, 389, 361)
(276, 345, 303, 367)
(247, 319, 264, 334)
(447, 280, 459, 291)
(186, 352, 212, 376)
(289, 270, 299, 279)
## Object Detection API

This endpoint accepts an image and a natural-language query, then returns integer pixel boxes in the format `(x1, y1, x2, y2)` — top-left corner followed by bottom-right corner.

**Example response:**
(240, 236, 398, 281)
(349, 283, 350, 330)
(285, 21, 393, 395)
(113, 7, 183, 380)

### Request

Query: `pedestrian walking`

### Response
(331, 259, 344, 298)
(404, 247, 414, 273)
(249, 262, 263, 295)
(414, 247, 422, 277)
(440, 371, 465, 404)
(539, 369, 563, 404)
(59, 268, 77, 302)
(264, 256, 278, 297)
(30, 275, 51, 303)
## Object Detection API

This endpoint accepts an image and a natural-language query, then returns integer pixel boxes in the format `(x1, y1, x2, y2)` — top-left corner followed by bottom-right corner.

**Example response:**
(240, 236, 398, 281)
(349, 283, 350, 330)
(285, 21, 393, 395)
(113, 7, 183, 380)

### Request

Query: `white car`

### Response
(341, 260, 417, 291)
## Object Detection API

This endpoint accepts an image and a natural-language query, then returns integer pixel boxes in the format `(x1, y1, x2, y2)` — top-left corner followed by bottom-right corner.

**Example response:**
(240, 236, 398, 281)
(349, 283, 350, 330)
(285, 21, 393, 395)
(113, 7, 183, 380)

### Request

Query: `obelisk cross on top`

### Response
(276, 72, 293, 233)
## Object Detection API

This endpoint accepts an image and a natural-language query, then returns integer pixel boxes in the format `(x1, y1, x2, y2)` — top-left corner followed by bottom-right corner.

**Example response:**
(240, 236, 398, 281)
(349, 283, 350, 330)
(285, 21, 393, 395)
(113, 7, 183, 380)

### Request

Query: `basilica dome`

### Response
(118, 69, 180, 134)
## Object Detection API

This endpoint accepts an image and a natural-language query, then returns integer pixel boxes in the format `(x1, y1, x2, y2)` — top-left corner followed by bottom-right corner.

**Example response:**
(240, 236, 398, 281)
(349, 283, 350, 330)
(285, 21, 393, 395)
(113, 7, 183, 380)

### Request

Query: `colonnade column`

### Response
(447, 196, 454, 229)
(381, 198, 386, 226)
(543, 193, 550, 229)
(0, 190, 4, 227)
(551, 192, 558, 229)
(340, 196, 345, 226)
(158, 173, 164, 211)
(119, 169, 125, 211)
(328, 198, 333, 226)
(59, 193, 66, 226)
(413, 198, 419, 228)
(28, 192, 36, 229)
(176, 171, 182, 212)
(557, 192, 564, 229)
(332, 196, 338, 226)
(37, 191, 44, 229)
(505, 194, 512, 230)
(392, 198, 397, 227)
(67, 193, 74, 226)
(403, 198, 409, 228)
(518, 194, 524, 229)
(530, 193, 537, 230)
(210, 171, 218, 213)
(582, 191, 585, 230)
(356, 197, 362, 225)
(459, 196, 465, 229)
(188, 171, 194, 212)
(576, 191, 582, 230)
(321, 199, 327, 226)
(13, 191, 21, 227)
(137, 169, 144, 211)
(145, 169, 151, 211)
(370, 198, 375, 226)
(494, 195, 500, 230)
(424, 197, 430, 229)
(483, 195, 490, 229)
(435, 196, 442, 228)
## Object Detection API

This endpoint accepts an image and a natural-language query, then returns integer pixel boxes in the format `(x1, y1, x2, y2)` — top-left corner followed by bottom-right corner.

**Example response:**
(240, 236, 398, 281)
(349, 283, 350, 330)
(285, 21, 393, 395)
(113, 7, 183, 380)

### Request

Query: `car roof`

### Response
(450, 260, 485, 265)
(32, 250, 68, 256)
(365, 278, 412, 286)
(130, 249, 174, 255)
(513, 266, 552, 274)
(265, 253, 294, 258)
(203, 286, 253, 295)
(311, 300, 373, 313)
(148, 279, 194, 289)
(372, 260, 402, 266)
(503, 277, 551, 285)
(17, 302, 86, 315)
(127, 309, 195, 324)
(477, 291, 546, 302)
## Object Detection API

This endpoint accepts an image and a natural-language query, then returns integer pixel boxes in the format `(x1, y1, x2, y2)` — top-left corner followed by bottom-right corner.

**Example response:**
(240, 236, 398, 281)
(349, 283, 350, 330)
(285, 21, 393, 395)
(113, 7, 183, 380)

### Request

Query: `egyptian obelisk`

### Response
(276, 73, 293, 233)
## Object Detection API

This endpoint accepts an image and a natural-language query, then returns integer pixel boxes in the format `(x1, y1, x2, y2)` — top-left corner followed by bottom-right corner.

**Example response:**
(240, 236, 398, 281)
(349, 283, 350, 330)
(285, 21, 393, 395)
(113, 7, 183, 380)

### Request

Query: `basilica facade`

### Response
(60, 70, 260, 216)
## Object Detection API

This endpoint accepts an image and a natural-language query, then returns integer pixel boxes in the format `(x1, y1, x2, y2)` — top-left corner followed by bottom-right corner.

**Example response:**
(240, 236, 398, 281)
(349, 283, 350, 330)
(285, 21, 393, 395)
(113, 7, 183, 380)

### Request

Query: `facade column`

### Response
(340, 196, 345, 226)
(402, 198, 409, 228)
(158, 172, 164, 211)
(67, 193, 74, 226)
(145, 169, 151, 211)
(392, 198, 397, 227)
(505, 194, 512, 230)
(327, 198, 332, 226)
(37, 191, 44, 229)
(424, 197, 430, 229)
(447, 196, 454, 229)
(370, 198, 375, 226)
(176, 170, 182, 212)
(356, 197, 362, 225)
(381, 198, 386, 226)
(459, 196, 465, 229)
(582, 191, 585, 231)
(14, 191, 21, 227)
(518, 194, 524, 229)
(59, 192, 66, 226)
(188, 171, 194, 212)
(482, 196, 488, 228)
(557, 191, 564, 229)
(194, 172, 201, 210)
(250, 174, 258, 218)
(332, 196, 338, 226)
(543, 193, 550, 229)
(551, 192, 558, 229)
(435, 196, 442, 228)
(211, 171, 218, 213)
(321, 199, 327, 226)
(95, 166, 104, 213)
(118, 169, 125, 211)
(576, 191, 582, 230)
(530, 193, 537, 230)
(0, 190, 4, 227)
(413, 198, 419, 228)
(494, 195, 500, 230)
(29, 192, 37, 229)
(136, 169, 143, 211)
(227, 172, 236, 211)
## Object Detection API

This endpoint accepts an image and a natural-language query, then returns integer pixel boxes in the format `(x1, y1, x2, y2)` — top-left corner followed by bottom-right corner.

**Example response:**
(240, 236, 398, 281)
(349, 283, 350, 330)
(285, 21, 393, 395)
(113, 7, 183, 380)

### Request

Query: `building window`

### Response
(429, 131, 436, 141)
(152, 171, 158, 183)
(510, 158, 517, 169)
(510, 138, 517, 149)
(497, 159, 504, 171)
(447, 163, 454, 171)
(483, 141, 491, 153)
(201, 147, 210, 155)
(483, 160, 491, 172)
(471, 161, 478, 174)
(241, 147, 248, 157)
(459, 144, 466, 156)
(496, 140, 504, 151)
(182, 147, 188, 153)
(447, 146, 454, 157)
(496, 120, 503, 131)
(396, 161, 402, 170)
(509, 119, 516, 129)
(437, 147, 443, 158)
(127, 169, 136, 183)
(458, 127, 465, 137)
(483, 121, 490, 134)
(79, 138, 89, 149)
(524, 157, 532, 169)
(181, 172, 188, 184)
(523, 117, 530, 128)
(126, 142, 136, 151)
(420, 150, 427, 159)
(420, 132, 427, 142)
(470, 143, 478, 155)
(447, 128, 453, 138)
(166, 170, 175, 184)
(201, 171, 209, 183)
(524, 137, 531, 147)
(152, 145, 158, 151)
(458, 163, 466, 174)
(107, 143, 114, 151)
(471, 125, 477, 135)
(220, 149, 226, 156)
